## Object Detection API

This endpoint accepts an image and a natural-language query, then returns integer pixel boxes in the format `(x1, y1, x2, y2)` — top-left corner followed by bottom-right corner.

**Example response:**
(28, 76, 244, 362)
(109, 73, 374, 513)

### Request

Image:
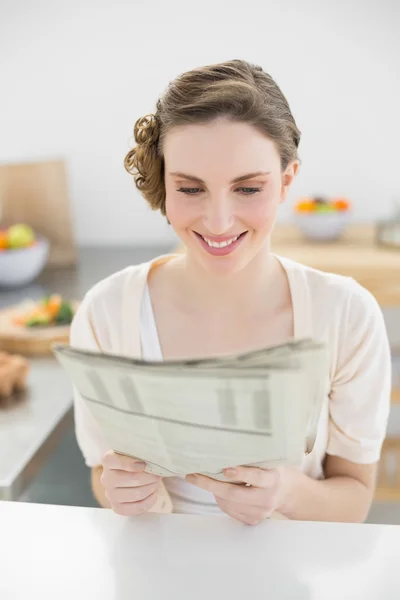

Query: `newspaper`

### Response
(53, 339, 329, 481)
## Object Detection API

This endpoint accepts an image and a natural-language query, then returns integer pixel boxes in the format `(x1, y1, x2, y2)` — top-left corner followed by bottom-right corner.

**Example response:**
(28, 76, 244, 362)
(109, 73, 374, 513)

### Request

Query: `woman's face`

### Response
(164, 118, 298, 275)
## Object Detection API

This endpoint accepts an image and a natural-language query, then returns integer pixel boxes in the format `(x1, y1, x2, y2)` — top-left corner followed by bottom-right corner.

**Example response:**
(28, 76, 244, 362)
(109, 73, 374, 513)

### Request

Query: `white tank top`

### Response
(139, 283, 222, 515)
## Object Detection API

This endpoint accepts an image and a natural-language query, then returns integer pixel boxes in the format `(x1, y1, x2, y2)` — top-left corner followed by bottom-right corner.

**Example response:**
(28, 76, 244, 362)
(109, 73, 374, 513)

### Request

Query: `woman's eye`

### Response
(177, 187, 202, 195)
(237, 187, 262, 195)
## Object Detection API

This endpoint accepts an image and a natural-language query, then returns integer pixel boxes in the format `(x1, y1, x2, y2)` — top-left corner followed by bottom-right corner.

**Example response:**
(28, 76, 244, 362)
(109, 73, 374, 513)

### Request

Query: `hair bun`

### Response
(134, 114, 160, 146)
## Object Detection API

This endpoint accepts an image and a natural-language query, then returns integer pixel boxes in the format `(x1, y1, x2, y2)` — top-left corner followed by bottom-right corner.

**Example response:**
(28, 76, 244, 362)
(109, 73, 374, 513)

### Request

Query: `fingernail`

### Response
(224, 468, 237, 477)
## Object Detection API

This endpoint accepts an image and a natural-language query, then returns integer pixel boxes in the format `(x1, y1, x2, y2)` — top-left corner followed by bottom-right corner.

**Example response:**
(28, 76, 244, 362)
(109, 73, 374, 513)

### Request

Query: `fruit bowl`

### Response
(293, 212, 350, 241)
(292, 197, 351, 242)
(0, 234, 50, 288)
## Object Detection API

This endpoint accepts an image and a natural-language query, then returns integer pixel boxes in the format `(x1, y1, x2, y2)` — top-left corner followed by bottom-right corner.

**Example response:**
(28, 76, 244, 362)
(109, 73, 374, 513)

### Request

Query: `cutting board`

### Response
(0, 160, 77, 266)
(0, 305, 74, 356)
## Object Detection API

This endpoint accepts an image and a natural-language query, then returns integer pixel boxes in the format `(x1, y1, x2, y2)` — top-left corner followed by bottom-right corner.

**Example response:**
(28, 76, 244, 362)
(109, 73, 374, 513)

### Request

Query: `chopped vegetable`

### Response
(26, 313, 52, 327)
(12, 295, 75, 328)
(55, 301, 74, 325)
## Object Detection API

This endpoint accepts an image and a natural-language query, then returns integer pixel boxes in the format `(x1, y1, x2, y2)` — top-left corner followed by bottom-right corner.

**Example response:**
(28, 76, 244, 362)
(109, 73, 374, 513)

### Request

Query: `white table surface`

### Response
(1, 501, 400, 600)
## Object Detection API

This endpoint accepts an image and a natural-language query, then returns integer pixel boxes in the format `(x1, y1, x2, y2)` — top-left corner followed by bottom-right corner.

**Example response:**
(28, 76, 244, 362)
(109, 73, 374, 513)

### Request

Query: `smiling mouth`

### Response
(194, 231, 248, 248)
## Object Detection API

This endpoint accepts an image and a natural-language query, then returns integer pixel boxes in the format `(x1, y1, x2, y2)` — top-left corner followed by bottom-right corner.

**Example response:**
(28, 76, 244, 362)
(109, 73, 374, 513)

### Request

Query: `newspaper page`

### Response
(53, 339, 329, 481)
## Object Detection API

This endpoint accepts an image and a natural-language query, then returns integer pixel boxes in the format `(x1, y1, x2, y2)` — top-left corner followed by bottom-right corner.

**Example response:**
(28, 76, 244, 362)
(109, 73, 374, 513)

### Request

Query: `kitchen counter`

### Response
(1, 501, 400, 600)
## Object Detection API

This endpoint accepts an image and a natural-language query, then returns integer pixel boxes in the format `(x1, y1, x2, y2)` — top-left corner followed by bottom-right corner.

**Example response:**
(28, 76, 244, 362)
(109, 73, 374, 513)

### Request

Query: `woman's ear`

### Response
(280, 160, 300, 203)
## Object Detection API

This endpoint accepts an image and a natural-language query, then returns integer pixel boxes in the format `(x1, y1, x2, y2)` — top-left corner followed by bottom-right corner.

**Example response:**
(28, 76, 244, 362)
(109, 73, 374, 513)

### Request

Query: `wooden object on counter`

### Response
(0, 159, 77, 267)
(0, 351, 29, 400)
(378, 354, 400, 501)
(0, 305, 71, 356)
(392, 389, 400, 404)
(376, 438, 400, 502)
(270, 223, 400, 307)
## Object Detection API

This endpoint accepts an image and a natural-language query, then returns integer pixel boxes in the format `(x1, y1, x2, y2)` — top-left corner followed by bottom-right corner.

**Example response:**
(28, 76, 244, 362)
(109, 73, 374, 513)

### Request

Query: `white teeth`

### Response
(202, 235, 239, 248)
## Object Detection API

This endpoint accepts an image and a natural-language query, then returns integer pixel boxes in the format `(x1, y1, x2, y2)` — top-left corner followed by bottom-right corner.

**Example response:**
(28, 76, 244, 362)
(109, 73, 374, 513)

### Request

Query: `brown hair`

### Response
(124, 59, 301, 216)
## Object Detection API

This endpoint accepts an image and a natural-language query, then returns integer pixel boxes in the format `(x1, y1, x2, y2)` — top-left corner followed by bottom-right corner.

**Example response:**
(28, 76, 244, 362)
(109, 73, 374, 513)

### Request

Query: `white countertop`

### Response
(1, 501, 400, 599)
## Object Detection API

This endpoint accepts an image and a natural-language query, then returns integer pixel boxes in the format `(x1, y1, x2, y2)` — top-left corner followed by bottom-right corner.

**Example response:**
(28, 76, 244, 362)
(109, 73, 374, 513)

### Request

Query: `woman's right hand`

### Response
(100, 450, 162, 516)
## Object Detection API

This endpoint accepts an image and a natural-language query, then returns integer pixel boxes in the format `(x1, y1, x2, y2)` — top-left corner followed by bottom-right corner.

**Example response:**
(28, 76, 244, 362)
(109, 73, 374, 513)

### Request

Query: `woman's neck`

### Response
(171, 242, 282, 317)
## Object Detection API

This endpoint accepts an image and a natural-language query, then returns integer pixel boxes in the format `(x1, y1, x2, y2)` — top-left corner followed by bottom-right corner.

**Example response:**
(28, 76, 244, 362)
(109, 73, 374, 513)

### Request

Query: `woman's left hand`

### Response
(186, 466, 288, 525)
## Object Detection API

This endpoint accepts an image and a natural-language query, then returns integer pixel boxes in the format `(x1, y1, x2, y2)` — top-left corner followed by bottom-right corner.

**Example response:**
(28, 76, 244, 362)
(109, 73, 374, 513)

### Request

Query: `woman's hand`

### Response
(100, 450, 162, 516)
(186, 466, 288, 525)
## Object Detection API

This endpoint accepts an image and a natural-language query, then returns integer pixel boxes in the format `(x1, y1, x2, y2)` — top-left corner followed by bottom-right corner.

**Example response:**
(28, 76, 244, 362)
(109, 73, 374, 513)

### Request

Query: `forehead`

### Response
(163, 119, 280, 177)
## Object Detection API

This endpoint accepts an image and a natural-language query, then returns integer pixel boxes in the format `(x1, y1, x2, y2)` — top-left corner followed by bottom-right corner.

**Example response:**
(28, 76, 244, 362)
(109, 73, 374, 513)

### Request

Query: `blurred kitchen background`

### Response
(1, 0, 400, 524)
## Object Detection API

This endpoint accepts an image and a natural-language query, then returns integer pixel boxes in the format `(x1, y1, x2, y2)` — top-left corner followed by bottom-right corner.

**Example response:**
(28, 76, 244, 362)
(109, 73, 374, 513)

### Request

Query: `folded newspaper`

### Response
(53, 339, 329, 481)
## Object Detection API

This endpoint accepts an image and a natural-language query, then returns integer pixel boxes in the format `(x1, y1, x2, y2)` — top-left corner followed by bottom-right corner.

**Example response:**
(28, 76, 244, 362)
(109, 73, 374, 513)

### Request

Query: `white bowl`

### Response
(0, 237, 50, 288)
(293, 212, 350, 241)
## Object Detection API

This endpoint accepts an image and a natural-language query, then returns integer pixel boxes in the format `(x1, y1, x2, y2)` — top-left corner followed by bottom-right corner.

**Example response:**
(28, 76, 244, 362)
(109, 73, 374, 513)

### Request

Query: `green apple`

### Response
(315, 204, 336, 213)
(7, 224, 36, 249)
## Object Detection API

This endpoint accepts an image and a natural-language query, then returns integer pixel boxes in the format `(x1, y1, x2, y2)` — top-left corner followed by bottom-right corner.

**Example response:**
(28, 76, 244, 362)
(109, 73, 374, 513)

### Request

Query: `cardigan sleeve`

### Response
(69, 293, 111, 467)
(326, 278, 391, 463)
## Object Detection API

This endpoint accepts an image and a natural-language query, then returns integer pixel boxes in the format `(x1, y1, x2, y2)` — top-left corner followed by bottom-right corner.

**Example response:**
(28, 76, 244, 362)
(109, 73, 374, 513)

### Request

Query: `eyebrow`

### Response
(168, 171, 272, 184)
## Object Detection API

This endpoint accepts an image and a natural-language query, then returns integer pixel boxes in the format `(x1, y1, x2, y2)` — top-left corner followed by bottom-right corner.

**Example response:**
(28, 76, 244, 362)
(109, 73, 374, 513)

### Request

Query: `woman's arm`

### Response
(186, 456, 377, 525)
(280, 455, 377, 522)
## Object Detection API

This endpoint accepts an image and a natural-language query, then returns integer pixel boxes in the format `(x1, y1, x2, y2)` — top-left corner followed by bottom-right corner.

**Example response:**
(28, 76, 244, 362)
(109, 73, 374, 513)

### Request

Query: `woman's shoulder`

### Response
(85, 261, 151, 305)
(74, 252, 178, 330)
(276, 254, 384, 348)
(69, 261, 151, 350)
(84, 252, 179, 305)
(277, 253, 378, 311)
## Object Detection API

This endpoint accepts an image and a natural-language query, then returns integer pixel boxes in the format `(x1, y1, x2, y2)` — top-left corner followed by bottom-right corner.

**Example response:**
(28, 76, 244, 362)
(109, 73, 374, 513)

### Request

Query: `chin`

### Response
(189, 246, 254, 277)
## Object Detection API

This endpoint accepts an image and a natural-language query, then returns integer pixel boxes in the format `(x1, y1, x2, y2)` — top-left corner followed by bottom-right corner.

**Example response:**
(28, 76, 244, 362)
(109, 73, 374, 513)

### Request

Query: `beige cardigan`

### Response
(70, 253, 392, 516)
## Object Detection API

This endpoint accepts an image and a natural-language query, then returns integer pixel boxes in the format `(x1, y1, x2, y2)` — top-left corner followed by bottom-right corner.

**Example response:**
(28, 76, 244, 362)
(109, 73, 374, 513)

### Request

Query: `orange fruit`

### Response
(47, 294, 62, 318)
(332, 198, 351, 211)
(0, 231, 8, 250)
(295, 199, 316, 213)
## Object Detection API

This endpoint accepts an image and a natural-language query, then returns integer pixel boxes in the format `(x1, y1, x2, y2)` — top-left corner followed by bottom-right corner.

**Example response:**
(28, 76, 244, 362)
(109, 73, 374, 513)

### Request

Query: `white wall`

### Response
(1, 0, 399, 245)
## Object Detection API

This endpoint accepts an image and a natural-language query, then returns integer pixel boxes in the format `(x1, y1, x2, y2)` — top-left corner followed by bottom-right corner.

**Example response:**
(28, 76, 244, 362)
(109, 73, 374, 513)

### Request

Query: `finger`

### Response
(102, 450, 146, 472)
(110, 481, 160, 504)
(223, 466, 280, 489)
(216, 499, 263, 526)
(216, 497, 271, 524)
(111, 491, 158, 517)
(101, 469, 161, 489)
(186, 474, 264, 505)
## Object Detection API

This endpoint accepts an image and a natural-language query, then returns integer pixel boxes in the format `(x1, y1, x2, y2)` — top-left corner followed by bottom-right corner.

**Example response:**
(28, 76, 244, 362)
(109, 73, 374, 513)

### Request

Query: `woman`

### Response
(71, 59, 391, 525)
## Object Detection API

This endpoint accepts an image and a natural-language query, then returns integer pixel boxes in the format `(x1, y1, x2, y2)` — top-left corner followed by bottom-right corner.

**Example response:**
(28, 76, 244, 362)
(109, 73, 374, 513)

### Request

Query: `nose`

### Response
(203, 196, 235, 235)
